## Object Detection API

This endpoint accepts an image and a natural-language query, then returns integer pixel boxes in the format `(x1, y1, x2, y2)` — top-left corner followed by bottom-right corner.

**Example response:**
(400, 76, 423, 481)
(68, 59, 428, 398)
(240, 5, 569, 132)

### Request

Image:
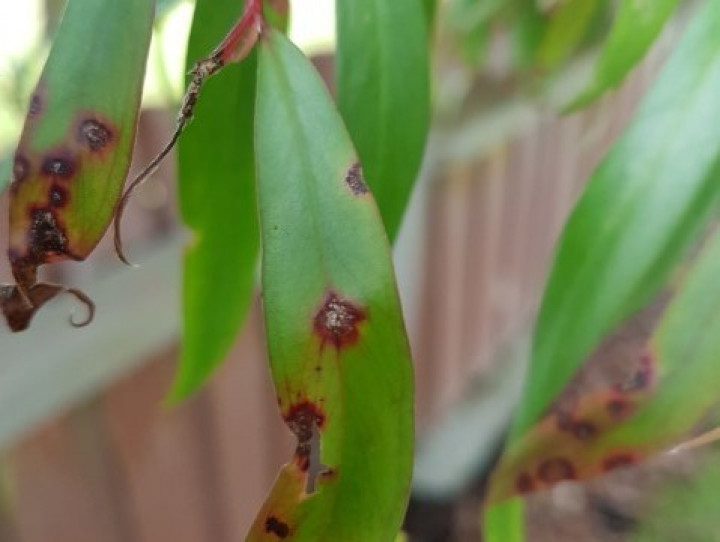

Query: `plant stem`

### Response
(113, 0, 265, 265)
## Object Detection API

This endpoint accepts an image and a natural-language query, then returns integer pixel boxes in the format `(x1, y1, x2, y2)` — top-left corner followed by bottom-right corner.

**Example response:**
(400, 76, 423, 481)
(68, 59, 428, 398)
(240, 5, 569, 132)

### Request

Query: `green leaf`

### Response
(336, 0, 430, 239)
(8, 0, 155, 262)
(424, 0, 435, 24)
(569, 0, 681, 109)
(512, 0, 720, 439)
(2, 0, 154, 331)
(537, 0, 601, 70)
(487, 226, 720, 502)
(510, 3, 545, 70)
(483, 499, 526, 542)
(247, 30, 413, 541)
(170, 0, 259, 400)
(611, 228, 720, 449)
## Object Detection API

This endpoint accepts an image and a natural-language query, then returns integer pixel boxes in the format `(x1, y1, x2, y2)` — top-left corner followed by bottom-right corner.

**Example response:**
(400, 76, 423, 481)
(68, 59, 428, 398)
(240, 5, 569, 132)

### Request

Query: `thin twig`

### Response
(113, 0, 264, 265)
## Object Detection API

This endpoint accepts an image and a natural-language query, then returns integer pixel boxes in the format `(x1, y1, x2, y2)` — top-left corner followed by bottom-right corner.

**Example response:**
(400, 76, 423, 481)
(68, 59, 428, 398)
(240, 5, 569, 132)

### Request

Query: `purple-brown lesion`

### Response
(284, 400, 326, 472)
(602, 453, 637, 472)
(313, 291, 367, 350)
(40, 151, 77, 180)
(344, 162, 368, 195)
(28, 93, 42, 117)
(537, 457, 576, 484)
(264, 515, 291, 538)
(77, 117, 115, 153)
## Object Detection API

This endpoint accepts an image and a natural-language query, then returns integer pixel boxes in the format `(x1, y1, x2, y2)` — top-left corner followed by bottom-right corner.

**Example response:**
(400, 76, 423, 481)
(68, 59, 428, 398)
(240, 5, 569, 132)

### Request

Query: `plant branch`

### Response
(113, 0, 265, 265)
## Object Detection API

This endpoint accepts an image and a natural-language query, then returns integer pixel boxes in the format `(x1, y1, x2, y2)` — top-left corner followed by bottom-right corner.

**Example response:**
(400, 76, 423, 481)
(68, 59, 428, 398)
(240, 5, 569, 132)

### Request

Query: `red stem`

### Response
(213, 0, 264, 64)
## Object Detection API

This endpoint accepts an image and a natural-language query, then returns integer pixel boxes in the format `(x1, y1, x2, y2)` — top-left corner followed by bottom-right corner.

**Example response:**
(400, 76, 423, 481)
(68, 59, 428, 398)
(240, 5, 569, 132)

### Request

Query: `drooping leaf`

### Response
(446, 0, 505, 67)
(483, 498, 526, 542)
(336, 0, 430, 240)
(568, 0, 681, 109)
(508, 0, 720, 440)
(510, 3, 545, 70)
(169, 0, 259, 400)
(537, 0, 601, 70)
(488, 225, 720, 501)
(1, 0, 155, 330)
(247, 30, 414, 541)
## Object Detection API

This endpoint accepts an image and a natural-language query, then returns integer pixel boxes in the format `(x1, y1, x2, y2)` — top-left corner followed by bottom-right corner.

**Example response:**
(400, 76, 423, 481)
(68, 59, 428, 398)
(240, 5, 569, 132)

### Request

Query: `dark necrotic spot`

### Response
(516, 473, 534, 494)
(537, 457, 576, 484)
(602, 454, 636, 472)
(344, 162, 368, 195)
(313, 292, 367, 349)
(264, 516, 290, 538)
(29, 94, 41, 116)
(12, 155, 30, 184)
(284, 401, 326, 476)
(284, 402, 326, 441)
(606, 398, 633, 420)
(571, 420, 597, 441)
(28, 208, 67, 257)
(41, 153, 76, 179)
(78, 119, 113, 152)
(49, 185, 68, 207)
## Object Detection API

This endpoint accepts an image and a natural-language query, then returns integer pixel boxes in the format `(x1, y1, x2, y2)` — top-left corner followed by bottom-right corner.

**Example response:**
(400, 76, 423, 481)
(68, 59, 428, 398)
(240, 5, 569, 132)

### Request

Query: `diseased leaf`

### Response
(512, 0, 720, 441)
(488, 225, 720, 501)
(569, 0, 681, 109)
(337, 0, 430, 239)
(1, 0, 155, 330)
(169, 0, 259, 400)
(485, 0, 720, 505)
(247, 30, 414, 541)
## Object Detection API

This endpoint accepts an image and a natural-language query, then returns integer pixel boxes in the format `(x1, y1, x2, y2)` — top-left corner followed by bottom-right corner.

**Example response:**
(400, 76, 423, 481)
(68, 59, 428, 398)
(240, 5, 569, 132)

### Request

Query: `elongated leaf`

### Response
(569, 0, 681, 109)
(488, 225, 720, 501)
(537, 0, 600, 70)
(248, 30, 413, 541)
(2, 0, 154, 330)
(512, 0, 720, 439)
(8, 0, 154, 264)
(170, 0, 259, 399)
(424, 0, 436, 27)
(336, 0, 430, 239)
(483, 499, 525, 542)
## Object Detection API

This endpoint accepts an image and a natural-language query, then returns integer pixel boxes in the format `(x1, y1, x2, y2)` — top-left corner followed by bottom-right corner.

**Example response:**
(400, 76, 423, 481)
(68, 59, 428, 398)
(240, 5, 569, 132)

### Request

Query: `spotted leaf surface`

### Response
(337, 0, 430, 240)
(3, 0, 154, 330)
(489, 226, 720, 501)
(9, 0, 154, 272)
(247, 30, 414, 541)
